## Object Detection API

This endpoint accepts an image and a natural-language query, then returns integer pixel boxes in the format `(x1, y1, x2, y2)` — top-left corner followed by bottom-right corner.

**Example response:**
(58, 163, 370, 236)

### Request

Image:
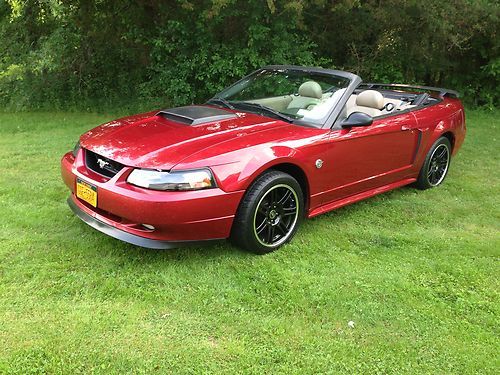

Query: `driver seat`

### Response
(347, 90, 384, 117)
(287, 81, 323, 111)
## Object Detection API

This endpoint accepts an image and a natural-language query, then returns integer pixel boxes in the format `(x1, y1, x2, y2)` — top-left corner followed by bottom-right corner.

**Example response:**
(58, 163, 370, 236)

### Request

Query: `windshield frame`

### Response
(212, 65, 361, 129)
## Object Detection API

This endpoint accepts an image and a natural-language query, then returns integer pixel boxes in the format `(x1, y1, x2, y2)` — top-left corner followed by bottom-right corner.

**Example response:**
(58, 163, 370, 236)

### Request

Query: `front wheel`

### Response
(230, 170, 304, 254)
(415, 136, 451, 190)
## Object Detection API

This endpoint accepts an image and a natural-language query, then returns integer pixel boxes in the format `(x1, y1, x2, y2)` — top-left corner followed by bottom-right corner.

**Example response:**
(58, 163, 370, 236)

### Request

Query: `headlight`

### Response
(127, 168, 216, 191)
(72, 141, 81, 157)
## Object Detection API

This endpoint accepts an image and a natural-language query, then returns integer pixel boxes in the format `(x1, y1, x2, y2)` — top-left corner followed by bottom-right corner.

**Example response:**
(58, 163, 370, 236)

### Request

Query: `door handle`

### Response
(401, 125, 412, 131)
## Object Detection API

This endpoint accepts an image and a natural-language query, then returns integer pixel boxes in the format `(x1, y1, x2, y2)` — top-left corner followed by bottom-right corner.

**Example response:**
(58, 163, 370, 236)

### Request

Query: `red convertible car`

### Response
(61, 65, 466, 253)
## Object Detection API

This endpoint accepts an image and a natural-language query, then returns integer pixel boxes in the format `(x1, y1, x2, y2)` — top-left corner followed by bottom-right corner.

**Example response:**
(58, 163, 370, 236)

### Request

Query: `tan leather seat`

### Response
(287, 81, 322, 110)
(347, 90, 384, 117)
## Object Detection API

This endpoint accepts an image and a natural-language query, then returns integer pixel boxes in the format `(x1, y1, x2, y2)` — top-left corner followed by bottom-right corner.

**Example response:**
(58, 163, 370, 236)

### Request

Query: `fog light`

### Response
(142, 224, 155, 230)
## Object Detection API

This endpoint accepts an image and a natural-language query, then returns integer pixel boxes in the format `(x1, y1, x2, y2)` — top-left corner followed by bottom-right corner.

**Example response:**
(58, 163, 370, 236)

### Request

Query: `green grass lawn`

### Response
(0, 110, 498, 374)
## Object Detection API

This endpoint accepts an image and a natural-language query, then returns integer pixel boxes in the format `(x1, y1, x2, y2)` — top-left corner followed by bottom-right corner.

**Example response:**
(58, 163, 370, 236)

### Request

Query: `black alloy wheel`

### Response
(416, 136, 451, 189)
(231, 170, 304, 254)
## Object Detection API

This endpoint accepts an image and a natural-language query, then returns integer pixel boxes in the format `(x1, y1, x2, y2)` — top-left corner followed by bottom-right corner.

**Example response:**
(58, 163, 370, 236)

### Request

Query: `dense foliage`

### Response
(0, 0, 498, 110)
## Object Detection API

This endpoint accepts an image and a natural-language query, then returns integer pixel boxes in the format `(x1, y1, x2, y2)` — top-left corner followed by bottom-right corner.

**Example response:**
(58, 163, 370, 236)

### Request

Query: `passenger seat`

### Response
(287, 81, 323, 111)
(347, 90, 384, 117)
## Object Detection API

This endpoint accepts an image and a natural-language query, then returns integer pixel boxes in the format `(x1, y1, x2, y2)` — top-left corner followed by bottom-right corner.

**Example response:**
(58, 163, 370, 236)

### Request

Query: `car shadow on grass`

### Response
(74, 225, 250, 263)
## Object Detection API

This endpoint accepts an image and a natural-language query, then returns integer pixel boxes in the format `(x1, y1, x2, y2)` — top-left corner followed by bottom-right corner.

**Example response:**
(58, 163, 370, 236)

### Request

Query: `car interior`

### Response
(249, 80, 441, 124)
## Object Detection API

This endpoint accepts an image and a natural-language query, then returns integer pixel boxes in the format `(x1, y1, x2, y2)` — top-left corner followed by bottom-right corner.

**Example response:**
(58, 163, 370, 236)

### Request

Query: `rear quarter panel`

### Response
(410, 97, 466, 174)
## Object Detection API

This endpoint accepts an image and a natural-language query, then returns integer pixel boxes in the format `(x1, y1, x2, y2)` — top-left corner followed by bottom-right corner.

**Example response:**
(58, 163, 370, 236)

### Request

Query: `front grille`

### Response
(85, 149, 124, 178)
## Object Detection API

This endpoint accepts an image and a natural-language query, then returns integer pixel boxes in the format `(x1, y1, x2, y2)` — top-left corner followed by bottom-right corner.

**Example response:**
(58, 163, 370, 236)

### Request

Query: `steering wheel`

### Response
(384, 103, 395, 112)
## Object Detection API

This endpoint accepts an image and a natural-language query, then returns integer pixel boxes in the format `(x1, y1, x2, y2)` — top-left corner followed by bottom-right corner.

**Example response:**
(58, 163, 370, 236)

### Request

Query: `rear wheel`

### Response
(230, 170, 303, 254)
(415, 137, 451, 190)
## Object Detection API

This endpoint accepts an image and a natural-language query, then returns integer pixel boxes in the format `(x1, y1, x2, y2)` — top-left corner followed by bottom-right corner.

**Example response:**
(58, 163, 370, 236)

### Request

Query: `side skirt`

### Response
(307, 178, 416, 218)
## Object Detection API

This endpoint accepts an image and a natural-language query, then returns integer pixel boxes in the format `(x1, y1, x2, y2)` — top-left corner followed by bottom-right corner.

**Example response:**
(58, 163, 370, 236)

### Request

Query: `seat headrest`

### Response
(298, 81, 322, 99)
(356, 90, 384, 109)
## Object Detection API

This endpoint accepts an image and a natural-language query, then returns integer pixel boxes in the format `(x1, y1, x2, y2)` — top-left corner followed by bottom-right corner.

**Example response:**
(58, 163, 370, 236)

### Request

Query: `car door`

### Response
(319, 111, 420, 204)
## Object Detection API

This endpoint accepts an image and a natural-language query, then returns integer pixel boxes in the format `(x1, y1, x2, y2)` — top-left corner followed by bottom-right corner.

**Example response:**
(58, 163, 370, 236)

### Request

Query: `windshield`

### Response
(213, 68, 350, 126)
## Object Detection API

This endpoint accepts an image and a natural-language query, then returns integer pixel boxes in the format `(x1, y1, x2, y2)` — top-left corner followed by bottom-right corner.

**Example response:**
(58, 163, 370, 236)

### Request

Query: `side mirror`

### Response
(340, 112, 373, 128)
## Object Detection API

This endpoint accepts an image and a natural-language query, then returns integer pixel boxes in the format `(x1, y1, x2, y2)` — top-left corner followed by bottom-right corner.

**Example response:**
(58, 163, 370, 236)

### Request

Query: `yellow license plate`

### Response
(76, 177, 97, 207)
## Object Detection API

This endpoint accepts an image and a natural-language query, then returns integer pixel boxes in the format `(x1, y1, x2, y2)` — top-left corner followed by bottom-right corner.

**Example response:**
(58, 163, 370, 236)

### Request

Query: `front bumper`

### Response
(68, 196, 204, 249)
(61, 151, 245, 246)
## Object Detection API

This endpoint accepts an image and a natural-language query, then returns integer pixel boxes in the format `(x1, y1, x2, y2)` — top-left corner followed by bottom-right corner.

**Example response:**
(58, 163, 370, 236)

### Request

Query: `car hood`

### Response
(79, 106, 289, 169)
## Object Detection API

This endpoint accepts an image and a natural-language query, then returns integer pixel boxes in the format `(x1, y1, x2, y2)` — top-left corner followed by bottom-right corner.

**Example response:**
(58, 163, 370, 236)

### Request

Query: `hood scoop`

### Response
(157, 105, 237, 125)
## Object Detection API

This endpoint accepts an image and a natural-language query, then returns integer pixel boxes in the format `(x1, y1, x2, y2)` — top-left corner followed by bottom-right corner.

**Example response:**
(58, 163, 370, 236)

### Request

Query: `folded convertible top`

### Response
(360, 83, 460, 98)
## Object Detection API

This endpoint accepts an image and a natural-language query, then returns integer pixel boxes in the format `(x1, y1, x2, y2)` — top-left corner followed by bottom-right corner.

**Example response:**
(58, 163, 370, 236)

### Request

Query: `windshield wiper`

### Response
(206, 97, 235, 110)
(232, 101, 294, 122)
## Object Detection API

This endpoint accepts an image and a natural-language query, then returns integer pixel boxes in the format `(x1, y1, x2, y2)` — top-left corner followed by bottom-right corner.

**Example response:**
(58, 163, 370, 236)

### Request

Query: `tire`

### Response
(230, 170, 304, 254)
(415, 136, 452, 190)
